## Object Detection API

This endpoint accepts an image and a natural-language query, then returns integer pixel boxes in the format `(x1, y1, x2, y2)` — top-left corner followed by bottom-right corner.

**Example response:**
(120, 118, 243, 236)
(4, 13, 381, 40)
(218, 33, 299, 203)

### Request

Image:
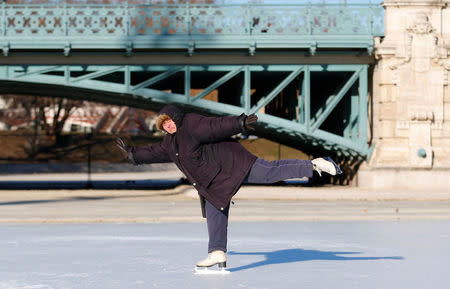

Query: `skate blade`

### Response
(325, 157, 343, 175)
(194, 267, 230, 275)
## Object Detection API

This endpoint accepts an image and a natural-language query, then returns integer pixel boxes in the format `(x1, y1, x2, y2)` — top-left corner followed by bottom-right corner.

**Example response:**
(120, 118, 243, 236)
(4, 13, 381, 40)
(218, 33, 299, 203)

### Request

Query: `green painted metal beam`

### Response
(64, 66, 70, 85)
(249, 66, 304, 115)
(359, 65, 369, 147)
(191, 66, 244, 102)
(185, 66, 191, 102)
(343, 86, 360, 141)
(71, 66, 124, 83)
(13, 66, 61, 78)
(243, 66, 251, 115)
(310, 67, 362, 132)
(136, 87, 186, 103)
(298, 72, 305, 124)
(304, 66, 311, 133)
(124, 65, 130, 93)
(258, 113, 367, 155)
(132, 66, 185, 91)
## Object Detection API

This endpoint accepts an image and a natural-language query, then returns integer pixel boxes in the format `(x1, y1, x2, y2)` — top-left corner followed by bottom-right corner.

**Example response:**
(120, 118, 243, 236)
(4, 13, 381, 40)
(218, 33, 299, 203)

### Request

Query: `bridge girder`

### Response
(0, 3, 383, 57)
(0, 64, 371, 158)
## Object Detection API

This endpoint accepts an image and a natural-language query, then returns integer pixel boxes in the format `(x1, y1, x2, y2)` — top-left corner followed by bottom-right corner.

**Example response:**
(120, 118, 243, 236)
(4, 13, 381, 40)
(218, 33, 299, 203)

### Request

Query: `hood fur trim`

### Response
(155, 114, 171, 131)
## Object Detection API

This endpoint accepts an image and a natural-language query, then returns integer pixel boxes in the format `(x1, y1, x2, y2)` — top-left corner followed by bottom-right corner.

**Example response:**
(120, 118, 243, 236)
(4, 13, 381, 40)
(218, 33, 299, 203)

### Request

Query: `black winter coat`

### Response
(131, 105, 258, 211)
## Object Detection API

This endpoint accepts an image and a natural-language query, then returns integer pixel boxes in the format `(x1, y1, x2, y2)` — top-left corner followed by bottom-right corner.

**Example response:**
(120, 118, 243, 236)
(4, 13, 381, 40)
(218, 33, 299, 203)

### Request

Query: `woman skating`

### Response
(116, 104, 341, 272)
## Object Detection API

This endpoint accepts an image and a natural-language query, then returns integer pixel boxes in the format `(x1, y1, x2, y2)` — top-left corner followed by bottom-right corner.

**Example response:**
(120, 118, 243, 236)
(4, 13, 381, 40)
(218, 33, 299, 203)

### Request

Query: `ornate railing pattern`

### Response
(1, 3, 384, 37)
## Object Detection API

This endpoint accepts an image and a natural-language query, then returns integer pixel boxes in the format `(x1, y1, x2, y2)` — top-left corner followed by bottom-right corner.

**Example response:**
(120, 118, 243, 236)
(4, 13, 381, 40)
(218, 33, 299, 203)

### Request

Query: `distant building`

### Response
(59, 105, 109, 134)
(100, 106, 157, 135)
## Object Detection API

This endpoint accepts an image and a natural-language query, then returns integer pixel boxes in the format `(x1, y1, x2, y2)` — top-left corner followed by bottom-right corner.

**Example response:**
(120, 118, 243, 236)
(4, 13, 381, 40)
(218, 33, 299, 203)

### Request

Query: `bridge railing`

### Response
(0, 3, 384, 54)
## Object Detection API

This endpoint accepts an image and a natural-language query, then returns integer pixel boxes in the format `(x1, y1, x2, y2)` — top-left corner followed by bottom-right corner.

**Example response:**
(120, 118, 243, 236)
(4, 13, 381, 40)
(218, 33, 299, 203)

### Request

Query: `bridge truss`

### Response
(0, 64, 370, 158)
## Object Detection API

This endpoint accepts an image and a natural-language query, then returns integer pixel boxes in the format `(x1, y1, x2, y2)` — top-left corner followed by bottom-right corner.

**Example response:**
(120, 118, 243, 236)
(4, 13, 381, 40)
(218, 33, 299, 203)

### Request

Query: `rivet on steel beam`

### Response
(309, 42, 317, 56)
(187, 41, 195, 57)
(126, 41, 133, 57)
(2, 42, 9, 57)
(64, 42, 71, 57)
(249, 42, 256, 56)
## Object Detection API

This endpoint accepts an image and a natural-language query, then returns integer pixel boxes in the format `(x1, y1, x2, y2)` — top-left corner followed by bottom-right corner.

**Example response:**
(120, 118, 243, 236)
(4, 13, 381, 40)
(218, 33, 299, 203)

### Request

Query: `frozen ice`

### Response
(0, 221, 449, 289)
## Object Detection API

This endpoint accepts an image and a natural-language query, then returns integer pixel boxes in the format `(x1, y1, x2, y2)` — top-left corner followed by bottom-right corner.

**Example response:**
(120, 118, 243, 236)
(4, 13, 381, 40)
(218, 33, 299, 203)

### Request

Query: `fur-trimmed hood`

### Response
(155, 104, 185, 131)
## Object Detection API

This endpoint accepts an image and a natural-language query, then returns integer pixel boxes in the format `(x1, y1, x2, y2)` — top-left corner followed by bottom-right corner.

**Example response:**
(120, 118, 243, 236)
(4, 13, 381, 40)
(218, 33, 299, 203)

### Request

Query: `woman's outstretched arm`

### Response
(116, 138, 171, 165)
(189, 113, 257, 144)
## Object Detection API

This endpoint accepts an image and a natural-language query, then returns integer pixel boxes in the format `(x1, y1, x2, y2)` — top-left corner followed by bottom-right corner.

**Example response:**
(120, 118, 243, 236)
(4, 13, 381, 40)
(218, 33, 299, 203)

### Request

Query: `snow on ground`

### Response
(0, 221, 448, 289)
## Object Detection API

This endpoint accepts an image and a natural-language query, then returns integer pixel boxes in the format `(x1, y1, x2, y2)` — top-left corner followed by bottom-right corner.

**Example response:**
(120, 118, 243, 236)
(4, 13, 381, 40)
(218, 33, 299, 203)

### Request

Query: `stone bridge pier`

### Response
(358, 0, 450, 191)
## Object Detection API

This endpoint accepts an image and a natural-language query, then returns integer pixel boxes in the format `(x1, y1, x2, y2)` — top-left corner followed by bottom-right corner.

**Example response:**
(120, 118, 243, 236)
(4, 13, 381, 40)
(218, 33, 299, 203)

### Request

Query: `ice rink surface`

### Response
(0, 221, 449, 289)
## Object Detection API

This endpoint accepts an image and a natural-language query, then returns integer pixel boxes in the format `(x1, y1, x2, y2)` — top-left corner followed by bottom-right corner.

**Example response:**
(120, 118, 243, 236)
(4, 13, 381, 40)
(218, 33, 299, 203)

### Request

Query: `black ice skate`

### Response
(195, 250, 230, 274)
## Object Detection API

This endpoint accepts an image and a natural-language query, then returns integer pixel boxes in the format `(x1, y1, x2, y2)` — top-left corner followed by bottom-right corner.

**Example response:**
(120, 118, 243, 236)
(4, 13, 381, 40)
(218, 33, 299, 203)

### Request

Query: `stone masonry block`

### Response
(444, 102, 450, 120)
(374, 145, 409, 166)
(378, 102, 397, 120)
(379, 120, 396, 138)
(379, 84, 397, 102)
(440, 122, 450, 137)
(432, 144, 450, 167)
(443, 3, 450, 38)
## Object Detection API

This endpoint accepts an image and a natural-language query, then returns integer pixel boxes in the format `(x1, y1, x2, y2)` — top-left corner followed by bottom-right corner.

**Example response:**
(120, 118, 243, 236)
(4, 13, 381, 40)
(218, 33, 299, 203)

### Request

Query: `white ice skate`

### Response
(312, 157, 343, 177)
(195, 250, 230, 275)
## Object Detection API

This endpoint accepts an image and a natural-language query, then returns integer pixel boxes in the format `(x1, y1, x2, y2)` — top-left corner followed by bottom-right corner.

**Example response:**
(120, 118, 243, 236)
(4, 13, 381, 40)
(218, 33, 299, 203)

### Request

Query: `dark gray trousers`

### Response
(205, 158, 313, 253)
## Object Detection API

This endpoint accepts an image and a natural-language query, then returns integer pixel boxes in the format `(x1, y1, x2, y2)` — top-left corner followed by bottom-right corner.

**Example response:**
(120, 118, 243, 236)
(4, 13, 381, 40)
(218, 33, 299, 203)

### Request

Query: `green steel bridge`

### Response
(0, 2, 384, 168)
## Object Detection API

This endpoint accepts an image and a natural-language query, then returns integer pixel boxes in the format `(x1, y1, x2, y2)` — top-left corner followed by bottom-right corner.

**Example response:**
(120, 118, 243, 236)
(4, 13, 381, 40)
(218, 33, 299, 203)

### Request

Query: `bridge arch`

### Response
(0, 64, 371, 159)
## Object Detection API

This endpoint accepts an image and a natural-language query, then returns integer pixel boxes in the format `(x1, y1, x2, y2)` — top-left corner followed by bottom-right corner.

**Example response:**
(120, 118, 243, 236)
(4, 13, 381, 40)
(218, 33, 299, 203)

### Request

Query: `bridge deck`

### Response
(0, 3, 384, 56)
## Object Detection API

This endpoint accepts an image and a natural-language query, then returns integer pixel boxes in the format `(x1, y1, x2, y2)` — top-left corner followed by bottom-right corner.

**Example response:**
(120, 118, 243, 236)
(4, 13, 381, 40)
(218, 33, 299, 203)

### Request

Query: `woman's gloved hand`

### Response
(244, 114, 258, 131)
(238, 113, 258, 132)
(115, 137, 130, 159)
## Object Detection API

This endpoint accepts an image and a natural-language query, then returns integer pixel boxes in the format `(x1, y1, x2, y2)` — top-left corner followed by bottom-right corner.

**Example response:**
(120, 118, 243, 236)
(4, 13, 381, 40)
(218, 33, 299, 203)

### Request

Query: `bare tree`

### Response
(36, 97, 82, 142)
(2, 94, 82, 158)
(2, 94, 42, 157)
